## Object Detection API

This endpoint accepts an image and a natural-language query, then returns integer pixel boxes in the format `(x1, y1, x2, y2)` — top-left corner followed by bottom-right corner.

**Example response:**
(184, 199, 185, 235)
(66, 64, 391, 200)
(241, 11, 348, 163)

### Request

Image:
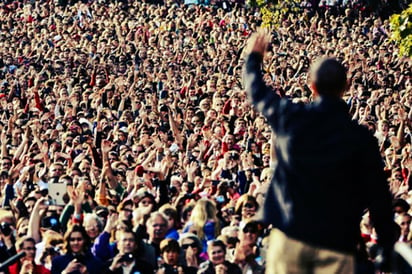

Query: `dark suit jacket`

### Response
(244, 52, 394, 254)
(103, 258, 153, 274)
(51, 252, 105, 274)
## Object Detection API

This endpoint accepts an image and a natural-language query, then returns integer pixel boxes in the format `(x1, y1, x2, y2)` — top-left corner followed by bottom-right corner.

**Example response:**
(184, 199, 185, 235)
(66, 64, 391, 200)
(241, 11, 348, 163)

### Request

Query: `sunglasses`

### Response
(243, 228, 258, 234)
(182, 243, 197, 249)
(244, 203, 255, 209)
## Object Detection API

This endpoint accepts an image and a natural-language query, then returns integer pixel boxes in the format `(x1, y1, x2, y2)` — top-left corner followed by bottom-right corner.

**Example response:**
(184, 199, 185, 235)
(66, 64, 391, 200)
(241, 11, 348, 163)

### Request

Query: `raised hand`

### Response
(244, 29, 271, 57)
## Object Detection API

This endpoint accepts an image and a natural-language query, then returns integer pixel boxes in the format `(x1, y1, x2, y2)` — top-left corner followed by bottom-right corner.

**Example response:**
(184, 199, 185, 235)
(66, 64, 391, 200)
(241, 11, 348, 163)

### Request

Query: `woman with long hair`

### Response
(183, 199, 220, 253)
(51, 224, 104, 274)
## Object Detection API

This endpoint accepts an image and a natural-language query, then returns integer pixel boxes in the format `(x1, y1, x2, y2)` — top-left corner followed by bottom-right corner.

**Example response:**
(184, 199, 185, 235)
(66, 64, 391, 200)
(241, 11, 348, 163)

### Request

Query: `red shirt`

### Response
(9, 262, 50, 274)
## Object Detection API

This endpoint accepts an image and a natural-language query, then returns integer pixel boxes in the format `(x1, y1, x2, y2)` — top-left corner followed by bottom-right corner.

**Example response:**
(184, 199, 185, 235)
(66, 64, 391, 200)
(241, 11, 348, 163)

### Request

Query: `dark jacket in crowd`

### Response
(103, 257, 153, 274)
(51, 252, 104, 274)
(198, 260, 242, 274)
(244, 52, 394, 254)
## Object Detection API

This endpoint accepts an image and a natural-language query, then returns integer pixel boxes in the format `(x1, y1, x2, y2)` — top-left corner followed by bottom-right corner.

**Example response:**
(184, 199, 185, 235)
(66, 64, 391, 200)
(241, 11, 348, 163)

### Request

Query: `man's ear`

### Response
(310, 82, 319, 98)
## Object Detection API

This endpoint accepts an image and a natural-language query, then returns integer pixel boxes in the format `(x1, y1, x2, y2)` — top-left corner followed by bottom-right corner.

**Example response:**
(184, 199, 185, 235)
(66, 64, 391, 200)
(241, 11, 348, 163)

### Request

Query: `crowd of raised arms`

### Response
(0, 0, 411, 273)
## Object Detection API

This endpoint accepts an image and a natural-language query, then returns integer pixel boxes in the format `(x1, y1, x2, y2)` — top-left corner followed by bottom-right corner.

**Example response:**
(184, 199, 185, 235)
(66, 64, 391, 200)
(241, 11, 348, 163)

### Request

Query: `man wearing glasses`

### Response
(8, 237, 50, 274)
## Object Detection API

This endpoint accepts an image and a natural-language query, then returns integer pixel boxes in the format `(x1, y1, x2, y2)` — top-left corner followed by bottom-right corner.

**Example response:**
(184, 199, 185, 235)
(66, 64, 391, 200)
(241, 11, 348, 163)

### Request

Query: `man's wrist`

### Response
(109, 265, 117, 271)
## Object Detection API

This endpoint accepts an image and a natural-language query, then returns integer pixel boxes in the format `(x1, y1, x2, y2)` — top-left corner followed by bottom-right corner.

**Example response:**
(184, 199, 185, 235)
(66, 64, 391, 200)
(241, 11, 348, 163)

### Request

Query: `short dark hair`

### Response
(393, 198, 410, 213)
(207, 239, 226, 254)
(17, 236, 36, 250)
(310, 58, 347, 96)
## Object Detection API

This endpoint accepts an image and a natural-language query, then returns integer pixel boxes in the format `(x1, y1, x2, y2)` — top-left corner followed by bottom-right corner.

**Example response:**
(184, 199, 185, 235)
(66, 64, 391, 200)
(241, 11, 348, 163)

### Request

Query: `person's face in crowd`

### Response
(79, 53, 88, 65)
(199, 99, 211, 112)
(397, 215, 411, 237)
(262, 154, 270, 167)
(5, 56, 12, 66)
(25, 199, 35, 214)
(120, 205, 133, 221)
(49, 164, 64, 179)
(392, 170, 403, 182)
(21, 240, 36, 260)
(209, 245, 225, 265)
(255, 116, 265, 128)
(165, 214, 175, 231)
(188, 87, 197, 99)
(240, 226, 258, 246)
(389, 126, 397, 137)
(185, 109, 195, 120)
(0, 158, 12, 172)
(163, 248, 179, 266)
(108, 153, 118, 163)
(69, 231, 85, 254)
(79, 161, 91, 176)
(212, 99, 224, 112)
(378, 121, 389, 135)
(241, 201, 257, 219)
(226, 135, 235, 147)
(118, 63, 127, 74)
(12, 128, 23, 143)
(5, 102, 12, 112)
(181, 237, 199, 255)
(0, 172, 9, 186)
(206, 109, 217, 120)
(148, 216, 167, 243)
(117, 231, 136, 254)
(139, 197, 154, 209)
(116, 131, 127, 142)
(213, 127, 223, 139)
(132, 145, 143, 156)
(84, 218, 100, 240)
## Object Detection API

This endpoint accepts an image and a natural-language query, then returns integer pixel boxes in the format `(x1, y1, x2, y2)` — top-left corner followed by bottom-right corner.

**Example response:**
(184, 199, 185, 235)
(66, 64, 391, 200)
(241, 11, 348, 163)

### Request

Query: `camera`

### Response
(0, 222, 12, 236)
(216, 195, 225, 204)
(120, 253, 134, 263)
(73, 254, 86, 265)
(44, 199, 55, 206)
(229, 152, 239, 161)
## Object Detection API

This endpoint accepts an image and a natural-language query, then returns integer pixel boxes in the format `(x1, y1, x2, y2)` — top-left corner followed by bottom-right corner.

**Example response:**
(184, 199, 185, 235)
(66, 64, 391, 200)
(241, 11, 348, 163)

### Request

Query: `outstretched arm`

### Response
(243, 30, 282, 130)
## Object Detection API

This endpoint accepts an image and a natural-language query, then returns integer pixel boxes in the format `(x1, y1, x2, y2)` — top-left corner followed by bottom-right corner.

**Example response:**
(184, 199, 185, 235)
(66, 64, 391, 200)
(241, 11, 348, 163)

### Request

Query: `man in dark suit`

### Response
(105, 229, 153, 274)
(243, 30, 395, 273)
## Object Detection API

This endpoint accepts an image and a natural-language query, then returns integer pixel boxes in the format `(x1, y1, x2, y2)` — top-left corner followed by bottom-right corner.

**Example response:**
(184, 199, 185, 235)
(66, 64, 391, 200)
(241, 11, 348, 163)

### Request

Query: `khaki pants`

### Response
(266, 229, 355, 274)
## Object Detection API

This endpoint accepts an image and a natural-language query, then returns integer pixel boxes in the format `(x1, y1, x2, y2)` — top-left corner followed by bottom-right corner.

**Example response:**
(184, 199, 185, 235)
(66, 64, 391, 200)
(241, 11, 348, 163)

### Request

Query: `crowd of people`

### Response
(0, 0, 410, 273)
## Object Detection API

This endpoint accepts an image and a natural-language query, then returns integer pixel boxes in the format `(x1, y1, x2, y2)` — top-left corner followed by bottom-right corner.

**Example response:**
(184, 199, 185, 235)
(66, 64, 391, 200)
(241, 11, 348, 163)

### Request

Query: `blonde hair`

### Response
(189, 199, 220, 240)
(43, 230, 64, 246)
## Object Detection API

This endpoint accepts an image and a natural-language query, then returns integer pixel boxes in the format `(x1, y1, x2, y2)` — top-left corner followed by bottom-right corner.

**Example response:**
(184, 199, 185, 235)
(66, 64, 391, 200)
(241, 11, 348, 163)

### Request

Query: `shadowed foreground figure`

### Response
(243, 30, 395, 273)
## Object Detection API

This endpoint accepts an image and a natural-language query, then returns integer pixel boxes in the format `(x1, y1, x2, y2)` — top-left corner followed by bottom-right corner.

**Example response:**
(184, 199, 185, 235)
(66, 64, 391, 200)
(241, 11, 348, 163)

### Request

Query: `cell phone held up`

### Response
(119, 253, 134, 263)
(0, 222, 12, 236)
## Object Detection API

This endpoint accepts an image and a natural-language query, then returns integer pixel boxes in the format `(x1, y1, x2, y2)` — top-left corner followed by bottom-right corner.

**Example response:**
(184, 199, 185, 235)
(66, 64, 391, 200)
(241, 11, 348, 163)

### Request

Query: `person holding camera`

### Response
(8, 236, 50, 274)
(51, 225, 104, 274)
(104, 229, 153, 274)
